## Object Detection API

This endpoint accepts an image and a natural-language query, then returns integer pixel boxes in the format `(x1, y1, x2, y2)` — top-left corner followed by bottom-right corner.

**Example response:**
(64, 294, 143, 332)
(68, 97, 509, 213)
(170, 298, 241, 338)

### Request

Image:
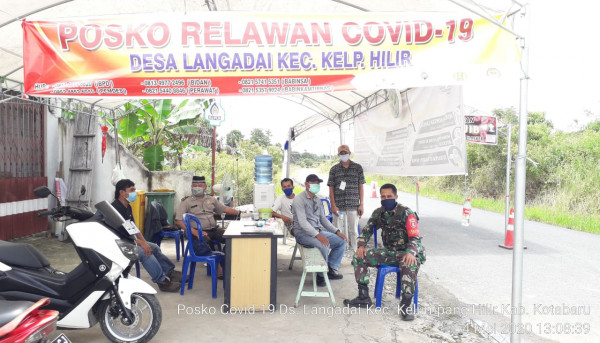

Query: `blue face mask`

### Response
(283, 188, 294, 196)
(309, 183, 320, 194)
(127, 192, 137, 203)
(381, 199, 397, 211)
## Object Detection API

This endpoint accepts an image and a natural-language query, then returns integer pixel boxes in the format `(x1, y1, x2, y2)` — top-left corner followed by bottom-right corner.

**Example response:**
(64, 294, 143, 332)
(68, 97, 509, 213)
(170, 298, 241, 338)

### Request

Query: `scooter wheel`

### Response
(98, 293, 162, 343)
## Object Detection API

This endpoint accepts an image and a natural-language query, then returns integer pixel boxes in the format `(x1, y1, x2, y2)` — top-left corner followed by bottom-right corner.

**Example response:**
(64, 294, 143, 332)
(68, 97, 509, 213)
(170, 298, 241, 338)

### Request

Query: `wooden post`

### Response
(212, 126, 216, 195)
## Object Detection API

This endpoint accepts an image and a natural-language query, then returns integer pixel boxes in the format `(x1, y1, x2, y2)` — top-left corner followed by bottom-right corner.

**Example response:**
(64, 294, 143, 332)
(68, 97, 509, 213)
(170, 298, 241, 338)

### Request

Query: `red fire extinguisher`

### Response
(101, 126, 108, 163)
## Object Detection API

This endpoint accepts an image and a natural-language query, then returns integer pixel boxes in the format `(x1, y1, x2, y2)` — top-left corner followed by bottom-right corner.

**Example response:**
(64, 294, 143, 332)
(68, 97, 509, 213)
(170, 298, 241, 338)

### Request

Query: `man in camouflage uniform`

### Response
(343, 183, 425, 321)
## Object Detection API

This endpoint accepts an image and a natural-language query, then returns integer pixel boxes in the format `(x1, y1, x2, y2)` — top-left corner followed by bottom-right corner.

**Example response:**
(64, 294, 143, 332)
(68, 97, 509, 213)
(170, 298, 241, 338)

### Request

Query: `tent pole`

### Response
(511, 4, 530, 343)
(286, 128, 292, 178)
(504, 122, 512, 230)
(415, 177, 419, 214)
(211, 126, 216, 196)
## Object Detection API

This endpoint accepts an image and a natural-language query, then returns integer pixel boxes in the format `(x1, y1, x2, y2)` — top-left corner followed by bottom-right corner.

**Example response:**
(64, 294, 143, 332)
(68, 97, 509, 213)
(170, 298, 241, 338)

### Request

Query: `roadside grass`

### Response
(366, 176, 600, 235)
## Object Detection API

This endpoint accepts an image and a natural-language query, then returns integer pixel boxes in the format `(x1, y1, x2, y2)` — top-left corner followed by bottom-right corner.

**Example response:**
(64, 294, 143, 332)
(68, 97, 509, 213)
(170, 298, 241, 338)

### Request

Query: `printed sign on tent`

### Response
(22, 12, 520, 97)
(354, 86, 466, 176)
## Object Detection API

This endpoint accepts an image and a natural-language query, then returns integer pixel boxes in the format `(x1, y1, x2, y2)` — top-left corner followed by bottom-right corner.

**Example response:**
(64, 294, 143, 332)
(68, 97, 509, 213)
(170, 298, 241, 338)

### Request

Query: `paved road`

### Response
(295, 166, 599, 342)
(392, 190, 600, 343)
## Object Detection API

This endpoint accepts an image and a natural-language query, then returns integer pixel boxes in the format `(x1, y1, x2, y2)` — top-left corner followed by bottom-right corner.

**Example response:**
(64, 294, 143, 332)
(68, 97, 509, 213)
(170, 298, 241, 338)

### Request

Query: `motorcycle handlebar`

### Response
(37, 205, 94, 221)
(37, 209, 56, 217)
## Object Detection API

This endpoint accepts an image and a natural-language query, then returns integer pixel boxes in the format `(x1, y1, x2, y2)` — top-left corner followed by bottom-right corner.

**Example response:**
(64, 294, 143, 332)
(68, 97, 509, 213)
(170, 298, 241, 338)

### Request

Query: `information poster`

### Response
(354, 86, 466, 176)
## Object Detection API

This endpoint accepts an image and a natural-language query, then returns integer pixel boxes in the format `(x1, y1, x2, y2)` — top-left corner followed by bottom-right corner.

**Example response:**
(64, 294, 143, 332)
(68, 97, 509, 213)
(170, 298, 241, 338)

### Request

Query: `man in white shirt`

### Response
(272, 178, 295, 239)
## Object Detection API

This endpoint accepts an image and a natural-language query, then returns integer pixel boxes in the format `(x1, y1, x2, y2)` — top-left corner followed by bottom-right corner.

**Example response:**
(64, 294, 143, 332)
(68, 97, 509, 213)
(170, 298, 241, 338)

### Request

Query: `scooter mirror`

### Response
(33, 186, 52, 198)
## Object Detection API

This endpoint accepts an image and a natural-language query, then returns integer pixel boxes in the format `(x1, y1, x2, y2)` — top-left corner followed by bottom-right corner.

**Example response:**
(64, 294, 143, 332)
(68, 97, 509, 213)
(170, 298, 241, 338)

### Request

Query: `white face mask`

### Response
(339, 154, 350, 162)
(192, 187, 205, 196)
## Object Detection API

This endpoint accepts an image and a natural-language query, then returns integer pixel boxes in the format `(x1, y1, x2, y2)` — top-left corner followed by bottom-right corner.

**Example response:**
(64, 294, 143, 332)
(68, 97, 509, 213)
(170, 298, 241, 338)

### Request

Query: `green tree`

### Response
(250, 128, 271, 147)
(226, 130, 244, 147)
(181, 140, 283, 205)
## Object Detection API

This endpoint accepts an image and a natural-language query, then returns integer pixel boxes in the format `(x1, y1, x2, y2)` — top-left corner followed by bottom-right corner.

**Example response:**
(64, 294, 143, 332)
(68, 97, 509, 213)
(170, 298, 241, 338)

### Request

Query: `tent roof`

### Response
(0, 0, 518, 118)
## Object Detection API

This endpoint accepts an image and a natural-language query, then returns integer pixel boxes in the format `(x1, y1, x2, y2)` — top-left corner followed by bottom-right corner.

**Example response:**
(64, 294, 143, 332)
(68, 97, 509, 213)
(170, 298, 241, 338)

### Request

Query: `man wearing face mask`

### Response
(111, 179, 182, 292)
(272, 178, 295, 237)
(343, 184, 425, 321)
(328, 144, 365, 252)
(292, 174, 348, 287)
(175, 176, 241, 251)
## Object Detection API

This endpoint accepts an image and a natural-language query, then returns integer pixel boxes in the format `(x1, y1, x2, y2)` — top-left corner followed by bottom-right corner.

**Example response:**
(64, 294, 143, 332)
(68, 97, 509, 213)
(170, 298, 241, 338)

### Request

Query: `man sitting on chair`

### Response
(272, 178, 295, 237)
(291, 174, 348, 287)
(343, 183, 425, 321)
(175, 175, 241, 278)
(111, 179, 182, 293)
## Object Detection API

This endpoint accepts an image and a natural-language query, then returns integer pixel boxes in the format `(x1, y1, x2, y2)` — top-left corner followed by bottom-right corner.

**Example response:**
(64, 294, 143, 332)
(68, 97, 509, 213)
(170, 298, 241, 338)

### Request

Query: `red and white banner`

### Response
(22, 12, 520, 98)
(465, 112, 498, 145)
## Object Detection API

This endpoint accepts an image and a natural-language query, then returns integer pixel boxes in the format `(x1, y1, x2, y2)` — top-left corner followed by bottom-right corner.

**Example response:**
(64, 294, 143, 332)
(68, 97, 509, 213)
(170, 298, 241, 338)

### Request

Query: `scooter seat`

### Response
(0, 241, 51, 269)
(0, 300, 33, 327)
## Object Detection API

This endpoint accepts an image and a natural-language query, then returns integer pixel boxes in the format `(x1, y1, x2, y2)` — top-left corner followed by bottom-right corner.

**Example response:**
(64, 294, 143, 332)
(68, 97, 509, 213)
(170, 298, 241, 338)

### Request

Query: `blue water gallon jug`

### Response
(254, 155, 273, 184)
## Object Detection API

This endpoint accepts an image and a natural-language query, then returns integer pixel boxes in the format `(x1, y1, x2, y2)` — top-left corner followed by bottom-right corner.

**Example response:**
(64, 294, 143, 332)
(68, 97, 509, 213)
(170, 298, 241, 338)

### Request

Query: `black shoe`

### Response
(343, 284, 372, 308)
(399, 295, 415, 321)
(168, 270, 183, 283)
(316, 275, 326, 287)
(158, 278, 181, 292)
(327, 267, 343, 280)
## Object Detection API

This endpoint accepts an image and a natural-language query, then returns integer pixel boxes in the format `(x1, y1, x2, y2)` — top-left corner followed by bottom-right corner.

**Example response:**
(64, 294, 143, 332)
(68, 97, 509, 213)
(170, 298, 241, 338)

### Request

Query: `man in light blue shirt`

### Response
(292, 174, 348, 286)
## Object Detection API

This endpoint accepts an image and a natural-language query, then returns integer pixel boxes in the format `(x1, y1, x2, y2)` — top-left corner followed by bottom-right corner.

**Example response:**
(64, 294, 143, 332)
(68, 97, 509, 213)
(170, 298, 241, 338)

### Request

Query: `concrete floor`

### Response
(13, 233, 469, 343)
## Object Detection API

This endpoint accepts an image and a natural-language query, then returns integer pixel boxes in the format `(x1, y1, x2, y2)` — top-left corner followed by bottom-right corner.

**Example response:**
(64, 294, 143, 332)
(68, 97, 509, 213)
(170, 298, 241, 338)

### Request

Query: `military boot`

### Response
(343, 284, 372, 308)
(399, 294, 415, 321)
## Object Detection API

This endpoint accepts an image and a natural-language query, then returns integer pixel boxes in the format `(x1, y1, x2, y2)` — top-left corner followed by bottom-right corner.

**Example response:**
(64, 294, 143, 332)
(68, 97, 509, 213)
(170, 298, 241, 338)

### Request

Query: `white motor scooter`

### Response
(0, 186, 161, 343)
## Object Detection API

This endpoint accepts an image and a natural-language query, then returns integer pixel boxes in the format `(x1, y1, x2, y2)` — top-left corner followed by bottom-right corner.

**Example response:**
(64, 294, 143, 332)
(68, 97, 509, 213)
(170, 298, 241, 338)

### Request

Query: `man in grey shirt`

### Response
(292, 174, 348, 286)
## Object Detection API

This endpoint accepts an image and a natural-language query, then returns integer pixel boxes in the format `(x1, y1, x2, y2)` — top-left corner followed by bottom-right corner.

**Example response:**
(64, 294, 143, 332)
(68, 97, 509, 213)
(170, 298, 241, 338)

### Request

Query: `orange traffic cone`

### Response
(371, 181, 378, 198)
(499, 208, 527, 249)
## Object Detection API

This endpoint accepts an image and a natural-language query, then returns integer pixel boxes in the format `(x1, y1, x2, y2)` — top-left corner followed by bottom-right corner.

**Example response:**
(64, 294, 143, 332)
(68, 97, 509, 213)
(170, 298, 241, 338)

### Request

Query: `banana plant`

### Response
(111, 99, 213, 170)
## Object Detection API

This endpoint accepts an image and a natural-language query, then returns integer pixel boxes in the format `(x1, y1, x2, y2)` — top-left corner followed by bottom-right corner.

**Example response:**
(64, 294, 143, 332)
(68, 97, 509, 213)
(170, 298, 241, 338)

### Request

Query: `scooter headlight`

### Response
(116, 239, 139, 261)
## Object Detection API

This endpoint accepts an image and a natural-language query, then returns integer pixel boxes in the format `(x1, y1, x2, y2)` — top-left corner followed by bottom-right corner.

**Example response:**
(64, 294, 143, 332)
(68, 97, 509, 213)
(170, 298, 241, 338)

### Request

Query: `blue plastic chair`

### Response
(153, 229, 185, 261)
(181, 233, 221, 277)
(373, 226, 419, 309)
(321, 198, 361, 235)
(181, 214, 225, 298)
(148, 200, 185, 261)
(320, 198, 333, 223)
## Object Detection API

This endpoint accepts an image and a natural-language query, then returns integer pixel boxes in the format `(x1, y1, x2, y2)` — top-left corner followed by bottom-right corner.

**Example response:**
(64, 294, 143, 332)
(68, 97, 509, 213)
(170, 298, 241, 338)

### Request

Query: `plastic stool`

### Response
(374, 265, 419, 309)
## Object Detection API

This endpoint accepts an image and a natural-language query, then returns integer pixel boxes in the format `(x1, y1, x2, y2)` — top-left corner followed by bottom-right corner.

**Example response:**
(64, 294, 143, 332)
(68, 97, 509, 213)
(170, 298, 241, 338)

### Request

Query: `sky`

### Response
(217, 1, 600, 155)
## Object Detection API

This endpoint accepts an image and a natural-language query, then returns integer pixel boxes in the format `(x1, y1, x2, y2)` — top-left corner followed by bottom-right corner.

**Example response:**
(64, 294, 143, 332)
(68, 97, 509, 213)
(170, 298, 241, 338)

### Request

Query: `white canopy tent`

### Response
(0, 1, 531, 341)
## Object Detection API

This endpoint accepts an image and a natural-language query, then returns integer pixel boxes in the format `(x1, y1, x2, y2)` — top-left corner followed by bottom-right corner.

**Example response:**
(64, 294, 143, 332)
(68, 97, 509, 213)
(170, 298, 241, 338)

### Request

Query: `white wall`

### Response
(150, 171, 194, 209)
(54, 118, 194, 210)
(93, 132, 149, 204)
